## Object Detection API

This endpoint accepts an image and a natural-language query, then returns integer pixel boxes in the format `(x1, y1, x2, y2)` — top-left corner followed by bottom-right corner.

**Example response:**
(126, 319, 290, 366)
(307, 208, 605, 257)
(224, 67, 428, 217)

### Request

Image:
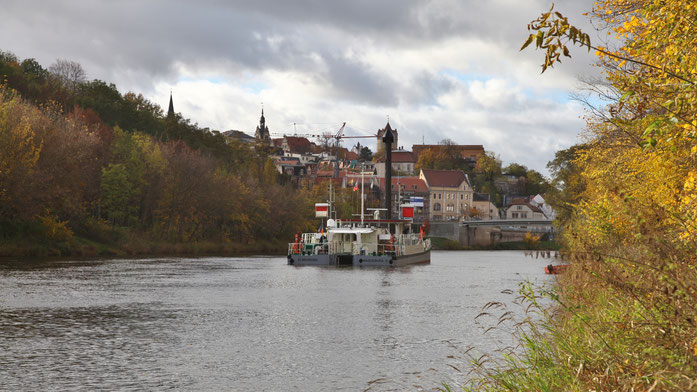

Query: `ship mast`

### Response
(360, 163, 365, 225)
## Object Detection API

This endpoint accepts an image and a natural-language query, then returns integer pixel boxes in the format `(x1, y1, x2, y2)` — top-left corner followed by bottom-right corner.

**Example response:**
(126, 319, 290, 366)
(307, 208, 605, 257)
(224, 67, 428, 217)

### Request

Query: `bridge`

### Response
(461, 219, 554, 227)
(429, 219, 556, 247)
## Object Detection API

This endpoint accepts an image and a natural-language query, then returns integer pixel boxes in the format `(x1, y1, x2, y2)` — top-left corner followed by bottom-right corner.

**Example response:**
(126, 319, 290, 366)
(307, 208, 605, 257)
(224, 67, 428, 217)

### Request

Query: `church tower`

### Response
(376, 121, 398, 154)
(167, 91, 175, 119)
(254, 108, 270, 143)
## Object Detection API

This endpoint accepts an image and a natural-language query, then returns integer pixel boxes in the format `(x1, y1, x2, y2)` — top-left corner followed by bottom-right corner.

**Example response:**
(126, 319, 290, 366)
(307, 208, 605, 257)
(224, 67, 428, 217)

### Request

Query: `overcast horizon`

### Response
(2, 0, 602, 175)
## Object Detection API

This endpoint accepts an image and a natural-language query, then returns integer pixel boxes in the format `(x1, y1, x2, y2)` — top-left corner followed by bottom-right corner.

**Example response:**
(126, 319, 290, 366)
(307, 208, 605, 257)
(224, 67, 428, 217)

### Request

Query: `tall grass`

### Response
(446, 252, 697, 391)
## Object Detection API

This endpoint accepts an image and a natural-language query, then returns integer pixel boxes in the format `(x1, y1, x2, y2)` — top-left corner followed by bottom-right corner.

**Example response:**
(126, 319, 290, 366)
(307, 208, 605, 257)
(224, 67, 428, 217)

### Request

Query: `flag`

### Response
(353, 183, 359, 191)
(315, 203, 329, 217)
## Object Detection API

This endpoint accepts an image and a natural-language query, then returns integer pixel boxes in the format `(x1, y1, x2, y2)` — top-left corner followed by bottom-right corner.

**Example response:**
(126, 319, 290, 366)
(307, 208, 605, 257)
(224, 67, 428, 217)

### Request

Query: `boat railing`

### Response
(398, 234, 424, 248)
(351, 243, 402, 256)
(288, 242, 329, 255)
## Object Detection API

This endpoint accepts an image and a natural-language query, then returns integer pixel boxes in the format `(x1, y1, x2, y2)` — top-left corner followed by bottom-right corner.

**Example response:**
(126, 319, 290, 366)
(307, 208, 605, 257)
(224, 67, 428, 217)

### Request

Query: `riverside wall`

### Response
(429, 222, 501, 247)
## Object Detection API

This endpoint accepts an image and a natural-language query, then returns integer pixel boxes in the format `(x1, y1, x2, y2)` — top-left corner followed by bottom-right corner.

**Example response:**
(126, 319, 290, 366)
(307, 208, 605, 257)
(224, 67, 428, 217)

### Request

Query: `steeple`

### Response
(376, 120, 398, 154)
(167, 90, 175, 119)
(255, 106, 270, 142)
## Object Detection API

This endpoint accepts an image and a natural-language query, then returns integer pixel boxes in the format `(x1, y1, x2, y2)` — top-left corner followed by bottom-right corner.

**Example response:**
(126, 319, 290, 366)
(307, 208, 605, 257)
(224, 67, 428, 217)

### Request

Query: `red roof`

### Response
(284, 136, 313, 152)
(377, 150, 416, 163)
(379, 177, 428, 193)
(421, 169, 468, 188)
(345, 151, 359, 160)
(272, 138, 283, 147)
(276, 159, 303, 166)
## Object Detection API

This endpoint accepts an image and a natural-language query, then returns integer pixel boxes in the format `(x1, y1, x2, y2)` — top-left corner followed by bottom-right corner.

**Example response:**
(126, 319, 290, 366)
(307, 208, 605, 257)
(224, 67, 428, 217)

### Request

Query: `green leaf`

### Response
(619, 90, 634, 102)
(642, 119, 662, 137)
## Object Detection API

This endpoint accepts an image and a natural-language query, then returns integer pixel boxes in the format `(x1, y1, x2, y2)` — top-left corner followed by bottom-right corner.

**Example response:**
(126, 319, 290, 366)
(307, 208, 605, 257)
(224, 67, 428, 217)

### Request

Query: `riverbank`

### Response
(0, 233, 286, 258)
(429, 236, 561, 251)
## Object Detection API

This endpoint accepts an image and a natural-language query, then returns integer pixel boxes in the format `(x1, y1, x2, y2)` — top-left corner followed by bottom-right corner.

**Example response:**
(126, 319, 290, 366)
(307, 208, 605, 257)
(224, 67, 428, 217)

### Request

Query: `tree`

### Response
(359, 146, 373, 161)
(545, 144, 587, 225)
(416, 139, 468, 171)
(523, 169, 550, 195)
(48, 59, 86, 92)
(100, 163, 135, 226)
(501, 2, 697, 389)
(503, 163, 527, 177)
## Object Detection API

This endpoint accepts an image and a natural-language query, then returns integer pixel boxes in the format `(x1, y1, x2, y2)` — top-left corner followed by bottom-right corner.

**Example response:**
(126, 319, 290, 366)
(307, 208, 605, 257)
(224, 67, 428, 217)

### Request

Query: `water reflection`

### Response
(0, 251, 550, 391)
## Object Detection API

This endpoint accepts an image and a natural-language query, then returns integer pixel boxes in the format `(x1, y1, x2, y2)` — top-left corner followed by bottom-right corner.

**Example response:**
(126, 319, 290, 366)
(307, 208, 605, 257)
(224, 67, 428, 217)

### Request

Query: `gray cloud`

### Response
(2, 0, 600, 173)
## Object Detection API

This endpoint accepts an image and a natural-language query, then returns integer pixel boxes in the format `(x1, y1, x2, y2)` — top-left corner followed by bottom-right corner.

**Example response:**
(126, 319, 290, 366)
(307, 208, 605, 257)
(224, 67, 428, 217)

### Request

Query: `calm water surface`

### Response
(0, 251, 553, 391)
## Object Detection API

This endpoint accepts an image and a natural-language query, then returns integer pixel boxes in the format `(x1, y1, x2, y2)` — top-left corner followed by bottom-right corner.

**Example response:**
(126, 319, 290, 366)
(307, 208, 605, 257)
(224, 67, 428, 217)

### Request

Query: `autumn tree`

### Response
(478, 2, 697, 390)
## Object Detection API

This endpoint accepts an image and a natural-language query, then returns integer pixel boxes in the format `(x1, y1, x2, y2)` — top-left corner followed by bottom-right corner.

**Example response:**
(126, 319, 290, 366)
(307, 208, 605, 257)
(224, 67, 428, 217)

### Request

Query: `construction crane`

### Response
(270, 122, 375, 150)
(270, 122, 375, 178)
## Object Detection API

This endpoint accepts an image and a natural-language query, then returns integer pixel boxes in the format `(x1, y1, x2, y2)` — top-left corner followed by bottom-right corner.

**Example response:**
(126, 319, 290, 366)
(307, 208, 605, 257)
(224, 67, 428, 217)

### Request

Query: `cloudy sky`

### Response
(3, 0, 600, 175)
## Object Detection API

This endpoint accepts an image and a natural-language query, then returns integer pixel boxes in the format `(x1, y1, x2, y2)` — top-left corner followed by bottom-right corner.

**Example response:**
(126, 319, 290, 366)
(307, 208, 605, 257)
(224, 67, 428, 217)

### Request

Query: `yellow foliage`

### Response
(521, 1, 697, 389)
(524, 231, 540, 248)
(38, 213, 73, 242)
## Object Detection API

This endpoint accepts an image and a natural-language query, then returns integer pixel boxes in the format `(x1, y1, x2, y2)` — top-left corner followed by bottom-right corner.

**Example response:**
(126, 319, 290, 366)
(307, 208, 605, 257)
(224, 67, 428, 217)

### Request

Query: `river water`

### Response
(0, 251, 554, 391)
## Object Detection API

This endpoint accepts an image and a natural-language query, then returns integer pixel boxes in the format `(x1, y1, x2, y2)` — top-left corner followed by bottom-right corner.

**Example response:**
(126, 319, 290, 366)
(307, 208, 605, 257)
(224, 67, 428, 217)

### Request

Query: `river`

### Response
(0, 250, 554, 391)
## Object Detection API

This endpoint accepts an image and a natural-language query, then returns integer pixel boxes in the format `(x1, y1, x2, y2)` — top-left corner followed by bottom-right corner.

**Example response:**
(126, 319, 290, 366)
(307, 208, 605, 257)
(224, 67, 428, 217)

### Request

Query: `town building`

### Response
(471, 193, 499, 220)
(275, 156, 306, 177)
(505, 199, 547, 220)
(419, 169, 474, 221)
(222, 130, 255, 144)
(388, 177, 429, 222)
(375, 150, 416, 177)
(282, 136, 313, 154)
(529, 194, 556, 220)
(376, 122, 398, 154)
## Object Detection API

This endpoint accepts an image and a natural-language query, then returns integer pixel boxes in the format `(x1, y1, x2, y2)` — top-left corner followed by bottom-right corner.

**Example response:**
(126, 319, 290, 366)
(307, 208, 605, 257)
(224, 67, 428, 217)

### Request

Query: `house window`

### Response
(446, 204, 454, 212)
(522, 213, 528, 218)
(434, 203, 441, 211)
(512, 212, 518, 218)
(439, 193, 442, 199)
(460, 194, 463, 200)
(517, 206, 522, 210)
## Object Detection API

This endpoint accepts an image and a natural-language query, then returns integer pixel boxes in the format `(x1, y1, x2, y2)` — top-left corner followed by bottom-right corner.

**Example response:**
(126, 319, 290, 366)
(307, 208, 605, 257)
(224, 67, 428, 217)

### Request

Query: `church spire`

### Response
(255, 105, 270, 142)
(167, 90, 175, 119)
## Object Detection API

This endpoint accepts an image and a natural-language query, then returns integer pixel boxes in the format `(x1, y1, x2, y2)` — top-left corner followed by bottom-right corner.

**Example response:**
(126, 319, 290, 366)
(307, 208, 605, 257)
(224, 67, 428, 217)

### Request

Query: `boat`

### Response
(544, 264, 569, 274)
(288, 125, 430, 266)
(287, 218, 431, 267)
